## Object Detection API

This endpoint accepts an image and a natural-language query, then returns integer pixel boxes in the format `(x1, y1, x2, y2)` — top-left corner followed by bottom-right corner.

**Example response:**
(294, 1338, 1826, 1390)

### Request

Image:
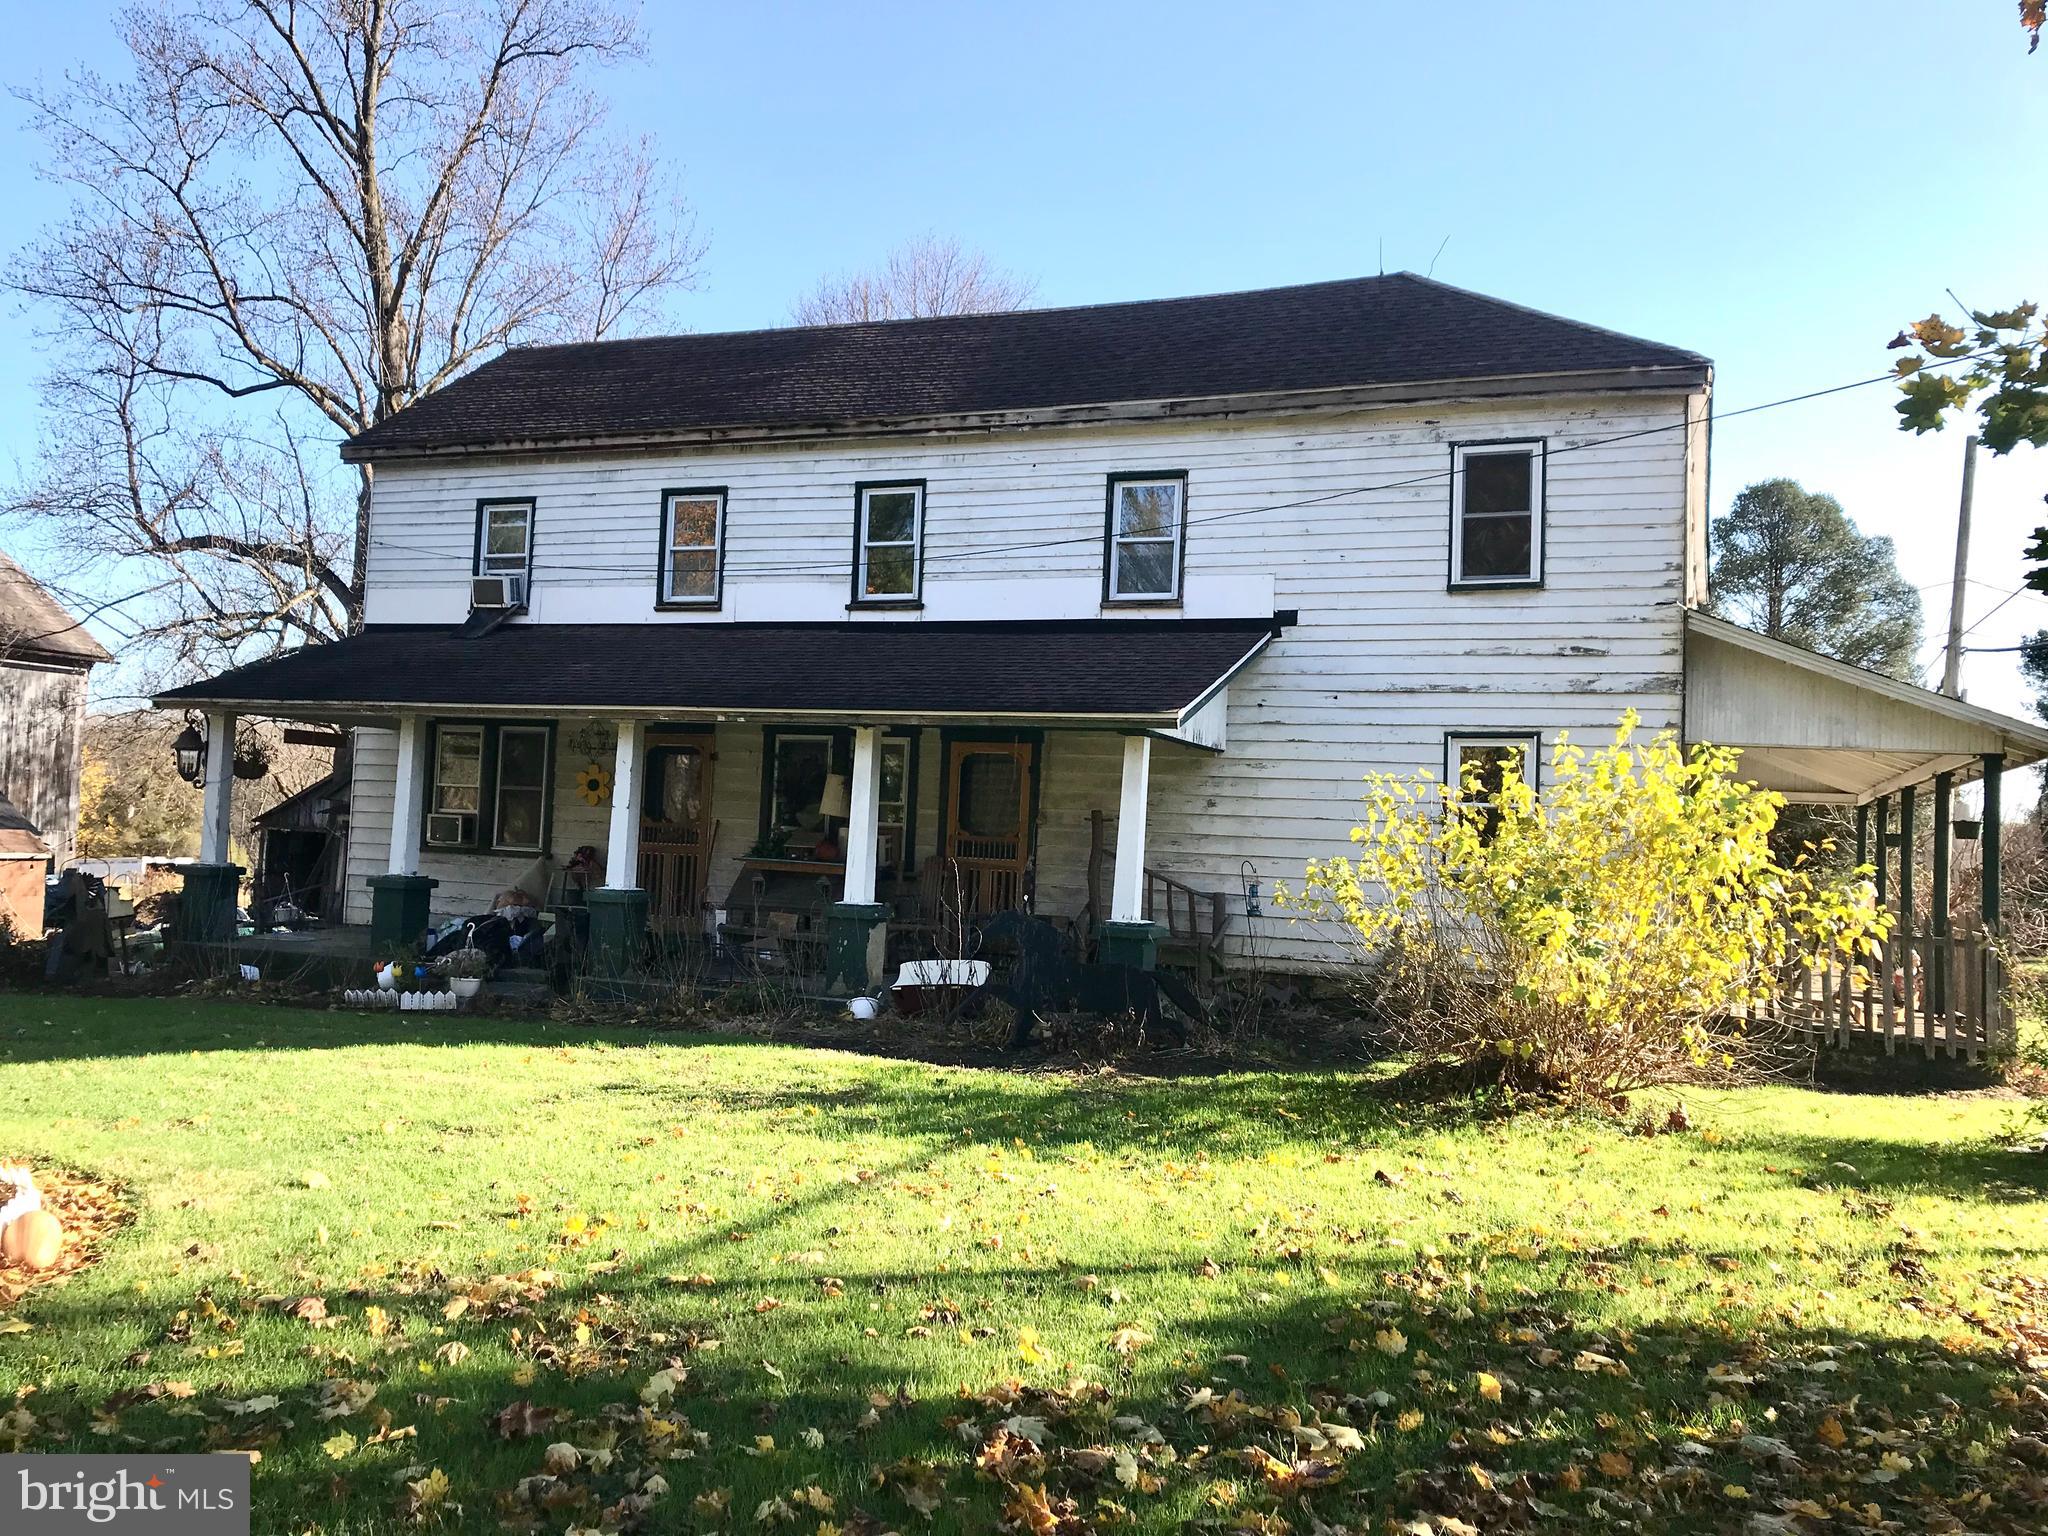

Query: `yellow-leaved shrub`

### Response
(1277, 712, 1888, 1096)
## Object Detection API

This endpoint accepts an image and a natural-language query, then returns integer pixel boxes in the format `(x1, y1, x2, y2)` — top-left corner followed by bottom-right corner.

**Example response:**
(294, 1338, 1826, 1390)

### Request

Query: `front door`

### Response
(639, 732, 715, 928)
(942, 738, 1036, 916)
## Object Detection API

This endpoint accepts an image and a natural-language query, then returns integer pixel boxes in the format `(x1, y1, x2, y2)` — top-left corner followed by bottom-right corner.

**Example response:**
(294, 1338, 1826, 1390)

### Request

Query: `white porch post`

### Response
(825, 724, 888, 994)
(606, 719, 647, 888)
(199, 709, 236, 865)
(387, 714, 428, 876)
(1110, 733, 1151, 923)
(842, 725, 881, 906)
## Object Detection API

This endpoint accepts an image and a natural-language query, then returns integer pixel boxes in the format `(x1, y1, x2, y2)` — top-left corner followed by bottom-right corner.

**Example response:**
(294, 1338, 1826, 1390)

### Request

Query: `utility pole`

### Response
(1941, 434, 1979, 698)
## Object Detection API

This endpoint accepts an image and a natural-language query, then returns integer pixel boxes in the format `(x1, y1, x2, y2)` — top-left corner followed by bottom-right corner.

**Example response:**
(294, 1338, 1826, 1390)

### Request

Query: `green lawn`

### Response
(2, 995, 2045, 1535)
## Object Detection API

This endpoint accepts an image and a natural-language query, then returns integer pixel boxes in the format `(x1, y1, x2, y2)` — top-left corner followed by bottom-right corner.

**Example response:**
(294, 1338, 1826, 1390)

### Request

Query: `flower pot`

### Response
(1952, 818, 1982, 841)
(450, 976, 483, 1000)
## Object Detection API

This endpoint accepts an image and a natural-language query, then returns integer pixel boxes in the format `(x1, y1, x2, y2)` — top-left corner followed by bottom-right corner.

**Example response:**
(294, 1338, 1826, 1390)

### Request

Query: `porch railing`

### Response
(1748, 917, 2013, 1062)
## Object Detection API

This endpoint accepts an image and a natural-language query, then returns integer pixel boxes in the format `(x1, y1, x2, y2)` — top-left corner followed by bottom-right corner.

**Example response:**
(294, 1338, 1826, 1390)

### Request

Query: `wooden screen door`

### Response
(943, 739, 1036, 915)
(639, 732, 715, 928)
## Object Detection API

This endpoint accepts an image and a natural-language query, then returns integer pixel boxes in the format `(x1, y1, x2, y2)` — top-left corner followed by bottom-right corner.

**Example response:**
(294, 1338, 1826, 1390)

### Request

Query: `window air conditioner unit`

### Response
(424, 812, 474, 847)
(471, 573, 525, 610)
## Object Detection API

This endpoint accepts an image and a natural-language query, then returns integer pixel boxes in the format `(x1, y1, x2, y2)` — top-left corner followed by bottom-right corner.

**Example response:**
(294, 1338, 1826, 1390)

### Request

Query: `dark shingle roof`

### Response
(0, 550, 112, 667)
(344, 274, 1708, 457)
(154, 618, 1281, 723)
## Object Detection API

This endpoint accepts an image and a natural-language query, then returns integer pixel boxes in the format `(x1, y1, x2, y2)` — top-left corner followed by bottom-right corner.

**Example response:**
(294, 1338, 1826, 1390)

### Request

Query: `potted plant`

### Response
(433, 945, 491, 999)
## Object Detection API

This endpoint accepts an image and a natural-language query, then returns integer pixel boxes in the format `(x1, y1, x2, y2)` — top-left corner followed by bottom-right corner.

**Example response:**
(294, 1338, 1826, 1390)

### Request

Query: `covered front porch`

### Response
(1686, 611, 2048, 1059)
(153, 617, 1280, 995)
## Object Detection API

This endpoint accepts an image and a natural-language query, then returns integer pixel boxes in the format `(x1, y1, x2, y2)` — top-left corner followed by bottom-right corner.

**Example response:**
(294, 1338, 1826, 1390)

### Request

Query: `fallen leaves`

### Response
(0, 1164, 131, 1309)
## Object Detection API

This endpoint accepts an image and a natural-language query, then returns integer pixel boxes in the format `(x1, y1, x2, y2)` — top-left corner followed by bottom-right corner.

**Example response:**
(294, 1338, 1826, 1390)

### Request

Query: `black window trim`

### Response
(849, 478, 927, 609)
(421, 717, 555, 856)
(1447, 439, 1546, 591)
(754, 724, 921, 873)
(489, 721, 554, 856)
(472, 496, 538, 590)
(1101, 469, 1189, 607)
(654, 485, 728, 610)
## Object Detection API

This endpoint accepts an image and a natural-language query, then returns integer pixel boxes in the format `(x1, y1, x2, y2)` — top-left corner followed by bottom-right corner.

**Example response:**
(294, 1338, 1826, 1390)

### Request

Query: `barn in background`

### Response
(0, 550, 111, 869)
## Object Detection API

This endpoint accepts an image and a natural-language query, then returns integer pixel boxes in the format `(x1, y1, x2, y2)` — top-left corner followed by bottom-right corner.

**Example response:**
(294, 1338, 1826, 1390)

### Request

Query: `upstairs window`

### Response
(853, 482, 924, 604)
(476, 498, 535, 582)
(660, 488, 725, 606)
(1450, 443, 1543, 587)
(1105, 473, 1186, 602)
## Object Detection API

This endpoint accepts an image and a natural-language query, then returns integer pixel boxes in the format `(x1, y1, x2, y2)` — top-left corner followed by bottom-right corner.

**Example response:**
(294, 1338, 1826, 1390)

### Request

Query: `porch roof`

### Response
(1683, 609, 2048, 803)
(153, 616, 1281, 731)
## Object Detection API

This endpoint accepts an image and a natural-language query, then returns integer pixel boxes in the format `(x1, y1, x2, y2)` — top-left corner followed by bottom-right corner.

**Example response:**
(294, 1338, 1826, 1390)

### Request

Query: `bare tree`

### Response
(7, 0, 704, 676)
(792, 235, 1036, 326)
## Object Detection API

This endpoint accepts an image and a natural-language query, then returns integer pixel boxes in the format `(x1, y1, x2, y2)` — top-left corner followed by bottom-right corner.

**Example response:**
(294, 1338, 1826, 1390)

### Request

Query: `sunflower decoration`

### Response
(574, 761, 613, 807)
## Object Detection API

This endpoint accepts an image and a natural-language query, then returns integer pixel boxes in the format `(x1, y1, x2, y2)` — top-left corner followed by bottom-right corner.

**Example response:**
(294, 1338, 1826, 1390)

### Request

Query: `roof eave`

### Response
(148, 694, 1191, 731)
(340, 363, 1713, 464)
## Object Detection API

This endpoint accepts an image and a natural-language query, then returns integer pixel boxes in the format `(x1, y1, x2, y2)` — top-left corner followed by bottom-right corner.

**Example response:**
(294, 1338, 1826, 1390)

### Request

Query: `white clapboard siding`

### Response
(347, 389, 1702, 968)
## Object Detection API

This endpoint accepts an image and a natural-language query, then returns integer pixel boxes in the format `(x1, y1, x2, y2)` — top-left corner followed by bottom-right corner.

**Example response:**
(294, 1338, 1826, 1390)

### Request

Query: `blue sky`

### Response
(2, 1, 2045, 715)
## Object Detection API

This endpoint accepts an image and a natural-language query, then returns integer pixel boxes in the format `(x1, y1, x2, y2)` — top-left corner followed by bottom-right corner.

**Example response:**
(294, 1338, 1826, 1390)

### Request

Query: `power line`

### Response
(367, 348, 2002, 582)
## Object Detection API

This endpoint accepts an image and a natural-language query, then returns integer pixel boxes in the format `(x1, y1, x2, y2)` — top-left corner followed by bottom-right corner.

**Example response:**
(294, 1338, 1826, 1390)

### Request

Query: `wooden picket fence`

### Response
(1747, 917, 2013, 1061)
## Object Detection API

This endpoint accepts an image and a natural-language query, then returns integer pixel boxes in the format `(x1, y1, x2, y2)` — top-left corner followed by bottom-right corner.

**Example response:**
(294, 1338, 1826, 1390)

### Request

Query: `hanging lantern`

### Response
(173, 722, 206, 786)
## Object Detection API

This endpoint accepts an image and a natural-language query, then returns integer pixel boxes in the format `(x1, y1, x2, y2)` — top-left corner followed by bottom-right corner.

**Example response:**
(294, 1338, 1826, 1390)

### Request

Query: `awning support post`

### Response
(176, 708, 245, 946)
(1931, 771, 1952, 1014)
(387, 714, 427, 877)
(603, 720, 646, 888)
(843, 726, 881, 907)
(588, 718, 651, 978)
(199, 710, 235, 865)
(1898, 785, 1916, 932)
(369, 713, 438, 950)
(1872, 794, 1890, 909)
(825, 725, 889, 995)
(1982, 752, 2004, 931)
(1854, 802, 1869, 873)
(1100, 734, 1162, 971)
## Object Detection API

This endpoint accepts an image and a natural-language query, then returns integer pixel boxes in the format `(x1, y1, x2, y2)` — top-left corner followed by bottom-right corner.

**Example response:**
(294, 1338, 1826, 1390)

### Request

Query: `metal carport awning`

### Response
(1684, 610, 2048, 803)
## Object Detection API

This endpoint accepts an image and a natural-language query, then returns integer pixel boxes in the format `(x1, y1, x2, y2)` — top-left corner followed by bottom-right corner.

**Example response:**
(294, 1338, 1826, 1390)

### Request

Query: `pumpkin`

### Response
(2, 1209, 62, 1270)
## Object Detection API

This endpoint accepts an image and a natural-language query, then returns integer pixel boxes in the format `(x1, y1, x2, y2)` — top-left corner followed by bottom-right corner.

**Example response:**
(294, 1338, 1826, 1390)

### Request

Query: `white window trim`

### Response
(432, 724, 484, 816)
(477, 498, 535, 580)
(491, 724, 552, 854)
(1449, 442, 1544, 588)
(855, 484, 923, 603)
(877, 737, 910, 866)
(661, 489, 726, 606)
(1443, 733, 1540, 797)
(1106, 475, 1186, 602)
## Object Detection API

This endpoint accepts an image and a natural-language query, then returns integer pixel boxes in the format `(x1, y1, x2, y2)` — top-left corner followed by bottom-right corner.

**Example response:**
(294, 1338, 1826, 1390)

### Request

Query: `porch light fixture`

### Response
(173, 721, 206, 786)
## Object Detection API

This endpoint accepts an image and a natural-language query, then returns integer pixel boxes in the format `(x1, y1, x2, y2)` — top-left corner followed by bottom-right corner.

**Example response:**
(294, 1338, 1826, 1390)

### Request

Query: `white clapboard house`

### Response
(157, 274, 2048, 1042)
